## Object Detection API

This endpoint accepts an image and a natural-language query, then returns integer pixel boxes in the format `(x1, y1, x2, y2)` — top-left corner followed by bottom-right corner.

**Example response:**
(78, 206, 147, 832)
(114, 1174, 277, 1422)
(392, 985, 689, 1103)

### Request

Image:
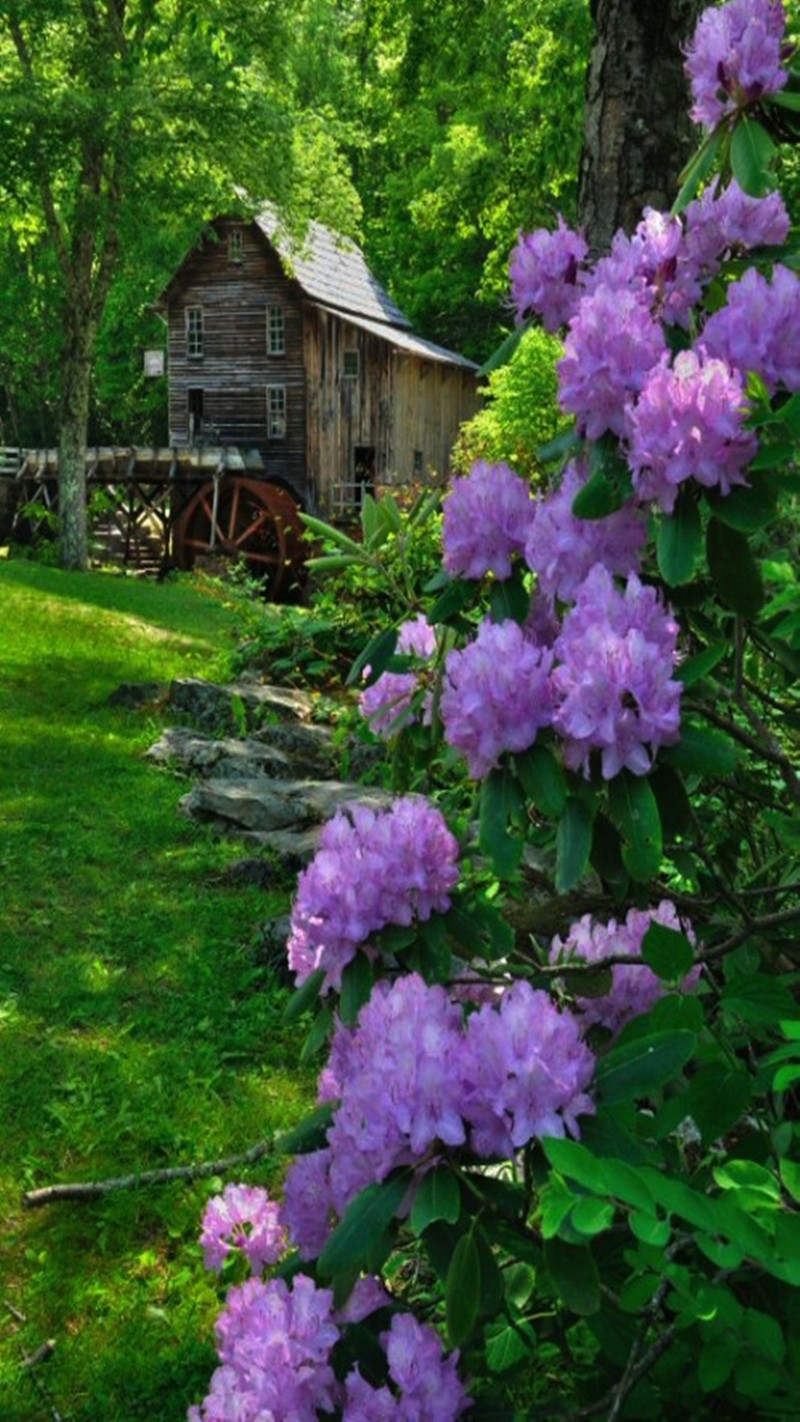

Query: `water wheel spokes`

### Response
(173, 476, 305, 598)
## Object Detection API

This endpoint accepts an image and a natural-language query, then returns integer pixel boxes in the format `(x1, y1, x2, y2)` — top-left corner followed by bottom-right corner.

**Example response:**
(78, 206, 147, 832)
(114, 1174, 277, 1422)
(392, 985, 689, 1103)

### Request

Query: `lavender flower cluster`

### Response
(199, 1184, 287, 1276)
(685, 0, 788, 129)
(288, 798, 460, 992)
(360, 615, 436, 739)
(283, 973, 594, 1257)
(551, 901, 700, 1036)
(189, 1272, 470, 1422)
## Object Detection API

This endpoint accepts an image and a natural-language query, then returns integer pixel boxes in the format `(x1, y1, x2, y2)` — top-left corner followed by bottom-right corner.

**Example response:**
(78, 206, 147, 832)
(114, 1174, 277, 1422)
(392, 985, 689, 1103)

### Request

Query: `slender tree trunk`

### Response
(578, 0, 705, 253)
(58, 300, 95, 571)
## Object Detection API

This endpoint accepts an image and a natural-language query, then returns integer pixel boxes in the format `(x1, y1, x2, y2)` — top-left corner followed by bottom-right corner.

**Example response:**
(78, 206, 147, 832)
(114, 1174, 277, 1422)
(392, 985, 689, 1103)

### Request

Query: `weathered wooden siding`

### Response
(166, 220, 308, 499)
(303, 306, 479, 517)
(391, 360, 478, 485)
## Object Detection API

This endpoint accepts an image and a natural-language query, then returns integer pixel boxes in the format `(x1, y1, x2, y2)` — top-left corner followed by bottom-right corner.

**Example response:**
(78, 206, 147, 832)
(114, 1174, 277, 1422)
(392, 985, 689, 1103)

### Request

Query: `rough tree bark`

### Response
(578, 0, 706, 253)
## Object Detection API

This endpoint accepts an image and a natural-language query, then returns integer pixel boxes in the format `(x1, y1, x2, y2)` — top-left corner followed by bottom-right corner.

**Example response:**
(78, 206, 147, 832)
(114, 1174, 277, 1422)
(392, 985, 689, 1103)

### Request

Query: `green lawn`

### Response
(0, 560, 311, 1419)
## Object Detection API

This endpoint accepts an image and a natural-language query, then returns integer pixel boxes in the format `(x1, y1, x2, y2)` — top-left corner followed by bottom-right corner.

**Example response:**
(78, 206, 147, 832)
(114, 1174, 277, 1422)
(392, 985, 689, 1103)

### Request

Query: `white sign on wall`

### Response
(143, 349, 165, 377)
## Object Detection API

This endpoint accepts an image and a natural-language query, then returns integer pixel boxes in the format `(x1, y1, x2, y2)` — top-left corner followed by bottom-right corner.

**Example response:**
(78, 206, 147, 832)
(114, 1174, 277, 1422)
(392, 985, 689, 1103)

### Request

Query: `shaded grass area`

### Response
(0, 561, 311, 1419)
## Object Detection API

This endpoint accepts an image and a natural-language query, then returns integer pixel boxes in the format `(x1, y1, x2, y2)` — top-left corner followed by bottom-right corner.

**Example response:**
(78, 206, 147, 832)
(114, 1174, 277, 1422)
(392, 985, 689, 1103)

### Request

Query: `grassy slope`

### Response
(0, 561, 311, 1420)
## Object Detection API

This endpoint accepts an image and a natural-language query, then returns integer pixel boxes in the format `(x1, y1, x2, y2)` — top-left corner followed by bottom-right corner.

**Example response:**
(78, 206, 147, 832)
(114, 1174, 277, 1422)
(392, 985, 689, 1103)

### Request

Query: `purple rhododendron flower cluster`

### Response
(344, 1313, 471, 1420)
(288, 798, 460, 991)
(509, 215, 588, 331)
(461, 980, 595, 1156)
(626, 347, 757, 511)
(284, 973, 594, 1258)
(360, 616, 436, 739)
(199, 1184, 287, 1276)
(552, 565, 682, 779)
(558, 286, 667, 439)
(440, 617, 554, 778)
(551, 901, 700, 1036)
(188, 1274, 341, 1422)
(525, 459, 648, 600)
(442, 460, 534, 579)
(685, 179, 789, 270)
(702, 263, 800, 393)
(685, 0, 788, 129)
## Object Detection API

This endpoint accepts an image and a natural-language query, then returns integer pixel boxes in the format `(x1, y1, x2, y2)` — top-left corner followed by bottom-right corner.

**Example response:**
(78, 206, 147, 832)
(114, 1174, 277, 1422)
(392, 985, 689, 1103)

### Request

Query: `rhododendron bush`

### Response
(191, 4, 800, 1417)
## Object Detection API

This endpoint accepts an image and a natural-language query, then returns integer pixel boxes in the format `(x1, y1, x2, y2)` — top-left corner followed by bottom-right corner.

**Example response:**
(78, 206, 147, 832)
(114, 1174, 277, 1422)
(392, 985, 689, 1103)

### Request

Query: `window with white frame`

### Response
(267, 305, 285, 356)
(186, 306, 204, 359)
(228, 228, 243, 263)
(267, 384, 287, 439)
(343, 350, 359, 379)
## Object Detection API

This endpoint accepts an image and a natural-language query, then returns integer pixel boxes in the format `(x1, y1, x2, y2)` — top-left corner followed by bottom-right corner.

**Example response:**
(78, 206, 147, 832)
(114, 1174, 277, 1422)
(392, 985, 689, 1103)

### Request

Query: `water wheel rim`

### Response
(173, 477, 304, 596)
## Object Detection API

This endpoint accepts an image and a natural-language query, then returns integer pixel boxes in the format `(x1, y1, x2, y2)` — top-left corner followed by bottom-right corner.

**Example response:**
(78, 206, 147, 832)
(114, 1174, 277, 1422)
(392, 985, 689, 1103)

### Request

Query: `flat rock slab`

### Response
(168, 677, 316, 734)
(147, 727, 294, 780)
(181, 776, 396, 836)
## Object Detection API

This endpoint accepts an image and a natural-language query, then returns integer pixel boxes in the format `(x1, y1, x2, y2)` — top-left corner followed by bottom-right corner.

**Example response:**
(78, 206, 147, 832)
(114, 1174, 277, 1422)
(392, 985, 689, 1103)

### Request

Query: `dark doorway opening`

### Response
(353, 446, 376, 507)
(188, 388, 204, 443)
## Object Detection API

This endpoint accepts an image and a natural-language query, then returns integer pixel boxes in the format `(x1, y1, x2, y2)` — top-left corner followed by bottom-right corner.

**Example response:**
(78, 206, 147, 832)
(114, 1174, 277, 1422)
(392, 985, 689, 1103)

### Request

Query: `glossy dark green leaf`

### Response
(607, 772, 663, 882)
(641, 921, 695, 981)
(484, 1316, 537, 1374)
(285, 966, 325, 1022)
(721, 972, 797, 1024)
(479, 767, 525, 877)
(514, 744, 567, 818)
(589, 811, 629, 890)
(275, 1100, 335, 1155)
(660, 720, 738, 776)
(730, 115, 777, 197)
(410, 1166, 461, 1234)
(318, 1172, 409, 1279)
(339, 954, 374, 1026)
(427, 577, 476, 625)
(675, 642, 728, 686)
(543, 1238, 601, 1315)
(541, 1137, 600, 1190)
(595, 1029, 696, 1105)
(555, 795, 594, 892)
(570, 1196, 616, 1237)
(685, 1062, 753, 1142)
(489, 570, 530, 626)
(705, 478, 778, 532)
(657, 494, 701, 585)
(445, 1231, 481, 1345)
(347, 626, 398, 687)
(671, 127, 724, 214)
(571, 468, 623, 519)
(649, 764, 691, 840)
(707, 517, 764, 618)
(300, 1000, 335, 1063)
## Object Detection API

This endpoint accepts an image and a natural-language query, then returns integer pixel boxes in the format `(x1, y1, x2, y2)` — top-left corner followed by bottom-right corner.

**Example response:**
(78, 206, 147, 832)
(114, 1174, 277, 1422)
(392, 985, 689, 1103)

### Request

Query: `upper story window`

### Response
(186, 306, 204, 359)
(228, 228, 243, 263)
(267, 305, 285, 356)
(267, 384, 287, 440)
(343, 350, 359, 379)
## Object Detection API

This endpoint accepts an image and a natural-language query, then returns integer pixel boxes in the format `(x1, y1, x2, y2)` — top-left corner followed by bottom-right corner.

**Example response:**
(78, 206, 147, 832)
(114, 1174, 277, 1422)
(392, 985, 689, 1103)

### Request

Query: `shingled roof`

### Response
(255, 208, 412, 330)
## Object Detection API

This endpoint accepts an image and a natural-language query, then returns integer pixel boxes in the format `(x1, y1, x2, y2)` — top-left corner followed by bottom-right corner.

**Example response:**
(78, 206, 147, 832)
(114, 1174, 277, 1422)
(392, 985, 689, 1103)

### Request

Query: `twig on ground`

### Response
(22, 1139, 271, 1209)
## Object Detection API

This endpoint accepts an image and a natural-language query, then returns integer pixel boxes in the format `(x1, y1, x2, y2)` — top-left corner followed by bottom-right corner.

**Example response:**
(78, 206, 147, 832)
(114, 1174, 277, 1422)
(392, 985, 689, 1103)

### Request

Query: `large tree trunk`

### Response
(578, 0, 705, 253)
(58, 301, 94, 571)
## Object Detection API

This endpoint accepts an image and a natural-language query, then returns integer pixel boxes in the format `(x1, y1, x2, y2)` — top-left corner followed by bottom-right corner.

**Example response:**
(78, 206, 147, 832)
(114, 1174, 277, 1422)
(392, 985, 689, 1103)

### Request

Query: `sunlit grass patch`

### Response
(0, 559, 311, 1419)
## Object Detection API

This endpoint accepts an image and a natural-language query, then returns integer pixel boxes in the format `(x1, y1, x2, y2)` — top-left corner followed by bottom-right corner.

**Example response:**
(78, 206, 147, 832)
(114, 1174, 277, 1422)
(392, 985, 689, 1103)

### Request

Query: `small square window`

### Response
(268, 306, 285, 356)
(186, 307, 204, 359)
(413, 449, 424, 478)
(267, 384, 287, 440)
(343, 350, 359, 379)
(228, 228, 243, 263)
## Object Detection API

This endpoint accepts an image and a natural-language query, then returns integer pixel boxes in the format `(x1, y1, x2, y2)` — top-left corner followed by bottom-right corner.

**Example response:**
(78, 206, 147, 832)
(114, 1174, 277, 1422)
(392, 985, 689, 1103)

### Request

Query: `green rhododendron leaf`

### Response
(446, 1231, 481, 1345)
(410, 1166, 461, 1234)
(658, 494, 701, 585)
(543, 1238, 601, 1315)
(555, 795, 594, 892)
(318, 1172, 409, 1279)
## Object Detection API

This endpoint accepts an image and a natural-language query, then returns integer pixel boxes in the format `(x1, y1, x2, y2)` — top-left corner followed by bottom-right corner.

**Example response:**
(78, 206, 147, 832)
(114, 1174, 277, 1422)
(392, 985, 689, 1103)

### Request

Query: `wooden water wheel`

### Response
(172, 476, 305, 598)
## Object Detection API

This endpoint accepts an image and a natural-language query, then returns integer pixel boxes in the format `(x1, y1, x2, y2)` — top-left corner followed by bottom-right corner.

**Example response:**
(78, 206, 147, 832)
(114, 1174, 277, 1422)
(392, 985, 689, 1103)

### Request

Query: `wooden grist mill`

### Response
(4, 207, 480, 596)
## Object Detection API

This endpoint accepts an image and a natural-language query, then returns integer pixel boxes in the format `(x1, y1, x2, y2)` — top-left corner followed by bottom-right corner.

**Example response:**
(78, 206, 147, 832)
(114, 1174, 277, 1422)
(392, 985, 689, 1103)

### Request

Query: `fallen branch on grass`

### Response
(22, 1139, 271, 1209)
